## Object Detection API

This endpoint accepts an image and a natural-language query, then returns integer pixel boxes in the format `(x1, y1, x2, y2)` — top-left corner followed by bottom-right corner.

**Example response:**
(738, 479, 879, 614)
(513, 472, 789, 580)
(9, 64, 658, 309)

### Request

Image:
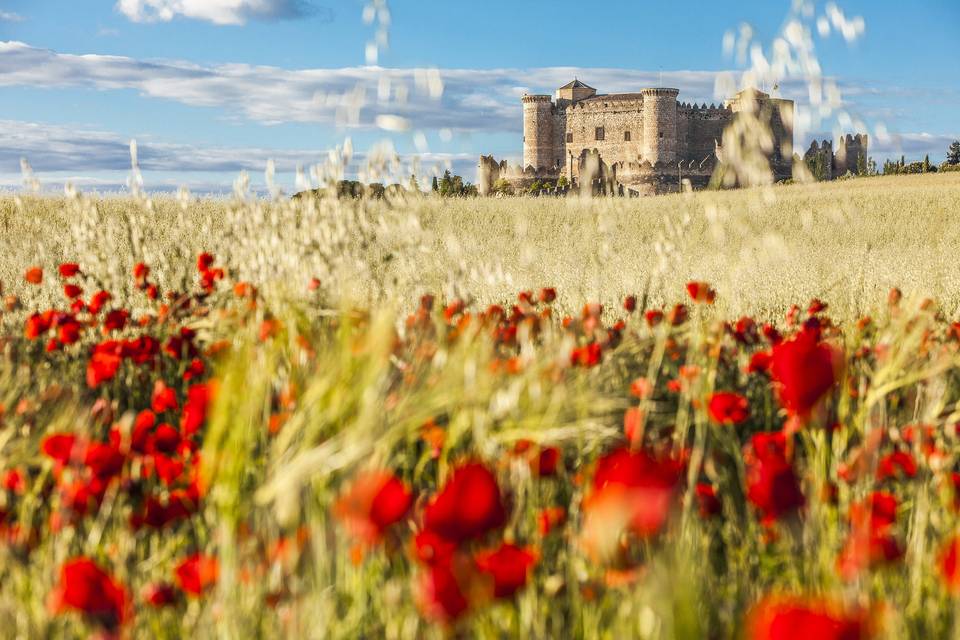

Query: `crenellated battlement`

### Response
(803, 134, 868, 180)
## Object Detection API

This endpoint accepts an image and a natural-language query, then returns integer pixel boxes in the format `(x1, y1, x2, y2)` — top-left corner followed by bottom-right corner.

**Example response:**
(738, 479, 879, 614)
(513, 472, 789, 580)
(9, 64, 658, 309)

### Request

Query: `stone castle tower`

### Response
(519, 79, 795, 190)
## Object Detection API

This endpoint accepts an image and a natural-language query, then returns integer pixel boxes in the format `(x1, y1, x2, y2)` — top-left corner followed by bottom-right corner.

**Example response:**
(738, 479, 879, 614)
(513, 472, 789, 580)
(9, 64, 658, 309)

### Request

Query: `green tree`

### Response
(923, 155, 931, 173)
(948, 141, 960, 165)
(431, 176, 439, 192)
(493, 178, 513, 195)
(557, 175, 569, 189)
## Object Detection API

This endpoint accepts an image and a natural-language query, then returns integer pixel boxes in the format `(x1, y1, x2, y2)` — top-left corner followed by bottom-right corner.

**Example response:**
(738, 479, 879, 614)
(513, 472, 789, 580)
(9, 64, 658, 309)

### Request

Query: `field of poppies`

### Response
(2, 179, 960, 639)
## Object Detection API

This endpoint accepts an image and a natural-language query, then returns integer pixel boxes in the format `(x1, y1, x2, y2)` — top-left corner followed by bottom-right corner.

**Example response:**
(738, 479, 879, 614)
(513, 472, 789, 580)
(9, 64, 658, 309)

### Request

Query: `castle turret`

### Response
(522, 94, 556, 171)
(835, 133, 868, 176)
(556, 79, 596, 106)
(641, 88, 679, 165)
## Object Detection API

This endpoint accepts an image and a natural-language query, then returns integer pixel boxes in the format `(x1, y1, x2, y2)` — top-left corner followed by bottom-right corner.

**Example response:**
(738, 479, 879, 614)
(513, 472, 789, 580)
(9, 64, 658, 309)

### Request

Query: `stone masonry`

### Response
(486, 79, 797, 196)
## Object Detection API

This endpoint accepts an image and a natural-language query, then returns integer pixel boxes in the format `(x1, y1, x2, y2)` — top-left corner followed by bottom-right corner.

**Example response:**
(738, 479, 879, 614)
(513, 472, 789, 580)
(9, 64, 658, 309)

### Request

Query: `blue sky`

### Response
(0, 0, 957, 193)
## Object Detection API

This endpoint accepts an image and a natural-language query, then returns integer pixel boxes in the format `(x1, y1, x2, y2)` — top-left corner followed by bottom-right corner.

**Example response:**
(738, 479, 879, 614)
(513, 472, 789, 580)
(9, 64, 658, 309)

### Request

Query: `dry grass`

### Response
(4, 172, 959, 323)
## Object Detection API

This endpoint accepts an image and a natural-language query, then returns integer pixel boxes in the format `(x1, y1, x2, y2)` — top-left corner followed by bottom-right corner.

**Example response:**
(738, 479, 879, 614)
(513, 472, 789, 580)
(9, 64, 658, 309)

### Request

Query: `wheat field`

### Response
(1, 173, 960, 638)
(3, 172, 958, 323)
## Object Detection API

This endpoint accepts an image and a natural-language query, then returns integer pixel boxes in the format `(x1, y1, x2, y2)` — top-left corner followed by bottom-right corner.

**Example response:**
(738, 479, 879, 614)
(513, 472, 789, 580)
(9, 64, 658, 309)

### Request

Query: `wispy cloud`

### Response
(0, 119, 477, 192)
(0, 41, 734, 134)
(0, 41, 953, 163)
(0, 11, 24, 22)
(114, 0, 327, 26)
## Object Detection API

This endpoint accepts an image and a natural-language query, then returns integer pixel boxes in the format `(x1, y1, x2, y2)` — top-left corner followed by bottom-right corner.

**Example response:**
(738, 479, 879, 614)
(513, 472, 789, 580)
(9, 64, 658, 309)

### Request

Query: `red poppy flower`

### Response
(334, 471, 413, 545)
(84, 442, 126, 479)
(708, 392, 750, 425)
(196, 253, 215, 272)
(875, 450, 917, 483)
(745, 595, 875, 640)
(582, 447, 684, 558)
(624, 407, 644, 446)
(142, 583, 178, 607)
(50, 558, 129, 629)
(133, 262, 150, 282)
(174, 553, 218, 596)
(808, 299, 827, 314)
(152, 454, 185, 486)
(58, 263, 81, 278)
(131, 410, 157, 453)
(645, 309, 664, 327)
(25, 312, 51, 340)
(150, 423, 181, 455)
(744, 432, 805, 524)
(474, 543, 537, 598)
(181, 358, 205, 382)
(416, 560, 471, 623)
(103, 309, 129, 332)
(57, 319, 82, 345)
(837, 529, 903, 580)
(151, 381, 178, 413)
(42, 433, 82, 465)
(181, 383, 212, 436)
(533, 447, 560, 476)
(3, 469, 25, 494)
(423, 462, 506, 544)
(940, 536, 960, 594)
(570, 342, 602, 368)
(414, 530, 457, 567)
(87, 345, 123, 388)
(537, 506, 567, 536)
(24, 267, 43, 285)
(88, 290, 112, 314)
(539, 287, 556, 303)
(624, 295, 637, 313)
(685, 281, 716, 304)
(770, 327, 842, 419)
(748, 351, 773, 374)
(696, 483, 722, 518)
(668, 304, 689, 326)
(63, 284, 83, 299)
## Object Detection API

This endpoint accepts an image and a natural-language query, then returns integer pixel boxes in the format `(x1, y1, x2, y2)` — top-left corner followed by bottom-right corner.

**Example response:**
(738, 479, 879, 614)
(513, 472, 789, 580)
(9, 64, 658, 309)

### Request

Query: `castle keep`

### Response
(480, 79, 797, 196)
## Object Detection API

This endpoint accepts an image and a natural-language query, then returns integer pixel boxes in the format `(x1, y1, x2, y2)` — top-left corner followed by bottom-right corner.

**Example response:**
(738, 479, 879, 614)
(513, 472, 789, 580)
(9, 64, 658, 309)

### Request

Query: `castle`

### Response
(479, 79, 797, 195)
(802, 135, 869, 180)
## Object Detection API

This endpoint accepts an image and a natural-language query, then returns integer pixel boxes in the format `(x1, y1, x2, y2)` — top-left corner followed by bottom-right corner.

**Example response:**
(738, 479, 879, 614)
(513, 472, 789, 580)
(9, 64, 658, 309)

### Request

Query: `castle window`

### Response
(658, 132, 664, 139)
(624, 131, 631, 142)
(566, 132, 573, 143)
(595, 127, 605, 141)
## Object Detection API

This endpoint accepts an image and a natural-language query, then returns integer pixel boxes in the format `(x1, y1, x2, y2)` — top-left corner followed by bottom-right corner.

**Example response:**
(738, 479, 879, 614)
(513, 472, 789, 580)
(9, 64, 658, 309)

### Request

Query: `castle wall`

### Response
(834, 134, 868, 176)
(678, 103, 731, 164)
(560, 96, 646, 179)
(522, 95, 557, 171)
(640, 88, 679, 165)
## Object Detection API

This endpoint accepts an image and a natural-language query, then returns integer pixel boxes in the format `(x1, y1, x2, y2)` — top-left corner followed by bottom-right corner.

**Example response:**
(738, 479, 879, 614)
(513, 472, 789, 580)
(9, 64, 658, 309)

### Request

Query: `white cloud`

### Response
(0, 42, 734, 134)
(0, 41, 953, 159)
(115, 0, 320, 26)
(0, 11, 24, 22)
(0, 119, 477, 193)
